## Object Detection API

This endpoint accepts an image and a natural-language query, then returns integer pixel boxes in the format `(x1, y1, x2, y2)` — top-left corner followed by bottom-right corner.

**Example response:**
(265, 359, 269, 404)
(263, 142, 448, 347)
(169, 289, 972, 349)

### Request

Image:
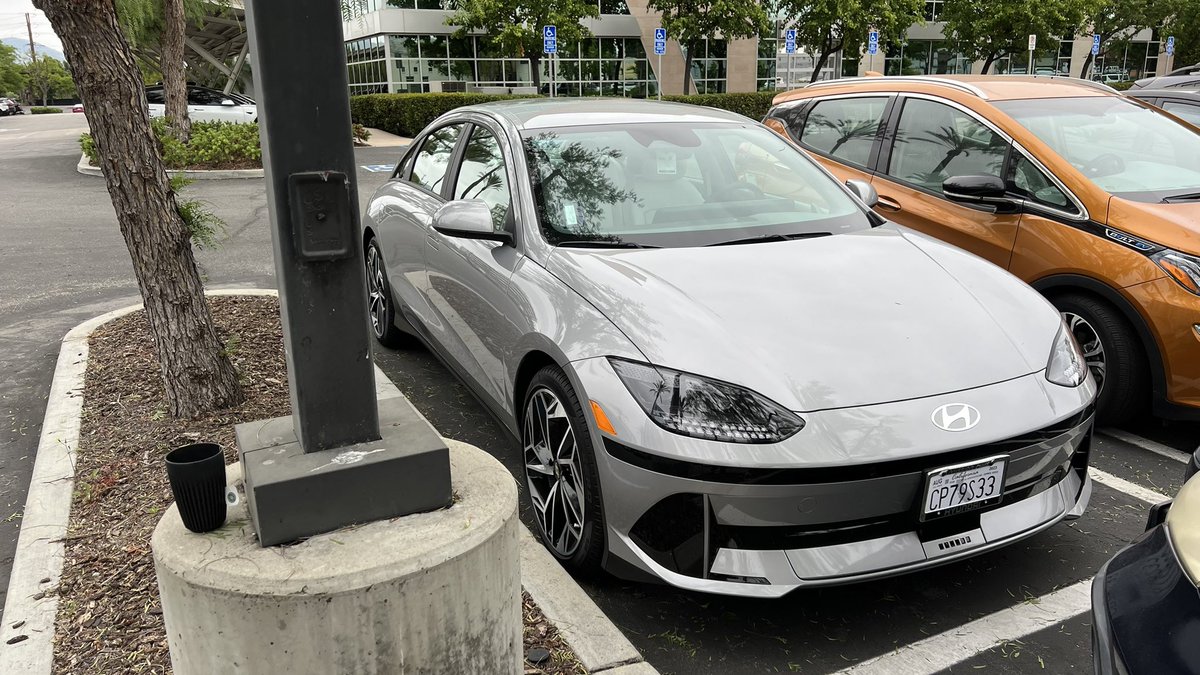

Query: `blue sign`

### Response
(655, 28, 666, 41)
(868, 30, 879, 55)
(1092, 35, 1100, 55)
(544, 38, 557, 54)
(654, 27, 666, 55)
(1167, 35, 1176, 55)
(543, 25, 556, 40)
(785, 28, 797, 54)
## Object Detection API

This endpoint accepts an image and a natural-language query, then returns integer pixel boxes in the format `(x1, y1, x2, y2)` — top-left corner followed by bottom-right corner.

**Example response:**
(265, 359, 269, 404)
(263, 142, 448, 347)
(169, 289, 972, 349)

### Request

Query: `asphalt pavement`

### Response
(3, 110, 1198, 675)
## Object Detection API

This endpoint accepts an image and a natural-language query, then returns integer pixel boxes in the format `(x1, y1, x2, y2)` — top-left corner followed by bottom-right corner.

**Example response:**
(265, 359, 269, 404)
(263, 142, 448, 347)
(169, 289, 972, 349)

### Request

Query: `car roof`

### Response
(1127, 89, 1200, 99)
(773, 75, 1117, 105)
(459, 98, 753, 130)
(1132, 75, 1200, 89)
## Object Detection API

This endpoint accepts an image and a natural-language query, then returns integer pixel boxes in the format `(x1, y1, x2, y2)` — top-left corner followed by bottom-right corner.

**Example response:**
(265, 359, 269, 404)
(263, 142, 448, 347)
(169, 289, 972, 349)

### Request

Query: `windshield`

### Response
(995, 96, 1200, 202)
(521, 122, 869, 247)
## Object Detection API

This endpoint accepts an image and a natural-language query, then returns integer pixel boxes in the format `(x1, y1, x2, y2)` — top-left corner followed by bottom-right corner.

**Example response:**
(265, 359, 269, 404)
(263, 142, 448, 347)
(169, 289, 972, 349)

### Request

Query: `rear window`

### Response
(799, 97, 888, 168)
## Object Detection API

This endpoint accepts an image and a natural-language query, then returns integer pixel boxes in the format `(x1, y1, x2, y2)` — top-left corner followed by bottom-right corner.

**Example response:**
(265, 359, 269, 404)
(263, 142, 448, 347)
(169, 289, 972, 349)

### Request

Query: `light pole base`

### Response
(151, 440, 521, 674)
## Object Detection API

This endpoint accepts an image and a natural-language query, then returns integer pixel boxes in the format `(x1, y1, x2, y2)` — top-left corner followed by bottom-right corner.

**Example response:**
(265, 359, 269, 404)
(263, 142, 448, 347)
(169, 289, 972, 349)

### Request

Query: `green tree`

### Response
(779, 0, 925, 83)
(444, 0, 599, 91)
(1079, 0, 1172, 78)
(24, 56, 75, 105)
(0, 43, 25, 98)
(1165, 0, 1200, 68)
(941, 0, 1099, 73)
(646, 0, 771, 93)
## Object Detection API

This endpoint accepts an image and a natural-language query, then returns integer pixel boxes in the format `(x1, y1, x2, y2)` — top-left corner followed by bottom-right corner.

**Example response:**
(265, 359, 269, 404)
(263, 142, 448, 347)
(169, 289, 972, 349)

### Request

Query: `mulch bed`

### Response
(50, 295, 583, 674)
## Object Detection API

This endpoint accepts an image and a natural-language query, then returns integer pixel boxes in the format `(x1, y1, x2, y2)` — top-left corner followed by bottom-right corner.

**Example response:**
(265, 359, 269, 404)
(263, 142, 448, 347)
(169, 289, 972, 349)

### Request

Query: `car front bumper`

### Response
(572, 357, 1096, 597)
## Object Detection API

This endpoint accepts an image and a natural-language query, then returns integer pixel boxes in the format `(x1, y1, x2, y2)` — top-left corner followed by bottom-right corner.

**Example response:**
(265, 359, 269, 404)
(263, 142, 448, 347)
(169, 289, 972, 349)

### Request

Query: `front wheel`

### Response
(364, 237, 409, 349)
(1052, 293, 1147, 424)
(521, 366, 606, 573)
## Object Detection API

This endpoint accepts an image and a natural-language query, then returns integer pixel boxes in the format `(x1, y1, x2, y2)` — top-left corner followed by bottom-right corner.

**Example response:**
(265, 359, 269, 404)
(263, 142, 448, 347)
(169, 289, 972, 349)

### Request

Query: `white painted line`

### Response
(835, 578, 1092, 674)
(1099, 428, 1191, 464)
(1089, 467, 1172, 505)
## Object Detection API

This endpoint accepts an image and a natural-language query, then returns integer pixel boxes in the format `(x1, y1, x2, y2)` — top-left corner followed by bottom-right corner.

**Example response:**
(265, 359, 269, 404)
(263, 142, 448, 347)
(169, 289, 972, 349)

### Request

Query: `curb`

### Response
(76, 153, 264, 180)
(0, 290, 654, 675)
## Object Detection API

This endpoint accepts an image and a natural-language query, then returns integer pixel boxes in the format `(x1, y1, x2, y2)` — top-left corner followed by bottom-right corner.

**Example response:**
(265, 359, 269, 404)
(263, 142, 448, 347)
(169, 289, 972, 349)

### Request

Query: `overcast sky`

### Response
(0, 1, 64, 54)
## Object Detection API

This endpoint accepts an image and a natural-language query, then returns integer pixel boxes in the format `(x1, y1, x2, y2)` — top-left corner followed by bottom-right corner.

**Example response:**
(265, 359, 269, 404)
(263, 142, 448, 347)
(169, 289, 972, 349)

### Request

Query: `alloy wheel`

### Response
(1063, 311, 1106, 391)
(365, 244, 387, 339)
(523, 387, 586, 557)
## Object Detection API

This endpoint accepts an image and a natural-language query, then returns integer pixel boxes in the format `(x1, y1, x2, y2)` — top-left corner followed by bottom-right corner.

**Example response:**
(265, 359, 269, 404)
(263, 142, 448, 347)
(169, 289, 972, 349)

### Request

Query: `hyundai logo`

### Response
(931, 403, 981, 432)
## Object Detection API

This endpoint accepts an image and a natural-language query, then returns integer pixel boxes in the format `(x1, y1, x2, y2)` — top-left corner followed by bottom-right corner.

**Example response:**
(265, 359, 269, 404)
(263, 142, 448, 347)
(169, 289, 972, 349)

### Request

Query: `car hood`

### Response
(546, 226, 1062, 412)
(1107, 196, 1200, 255)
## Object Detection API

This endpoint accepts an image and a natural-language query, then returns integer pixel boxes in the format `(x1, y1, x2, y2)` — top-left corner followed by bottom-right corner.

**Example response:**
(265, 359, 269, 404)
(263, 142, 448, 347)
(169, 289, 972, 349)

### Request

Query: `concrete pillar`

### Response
(726, 38, 759, 92)
(152, 440, 520, 675)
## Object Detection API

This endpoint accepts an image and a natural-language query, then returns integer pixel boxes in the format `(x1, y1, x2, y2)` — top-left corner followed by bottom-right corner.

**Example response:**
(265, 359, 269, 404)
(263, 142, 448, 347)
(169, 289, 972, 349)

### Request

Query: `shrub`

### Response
(1110, 81, 1134, 91)
(352, 122, 371, 144)
(662, 91, 778, 121)
(79, 118, 261, 170)
(30, 106, 63, 114)
(349, 93, 539, 137)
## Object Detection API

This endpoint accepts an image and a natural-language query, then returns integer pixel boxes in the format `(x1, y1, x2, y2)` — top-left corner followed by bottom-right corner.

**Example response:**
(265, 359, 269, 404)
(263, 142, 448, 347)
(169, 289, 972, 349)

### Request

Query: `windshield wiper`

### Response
(1162, 192, 1200, 203)
(705, 232, 832, 247)
(556, 240, 662, 249)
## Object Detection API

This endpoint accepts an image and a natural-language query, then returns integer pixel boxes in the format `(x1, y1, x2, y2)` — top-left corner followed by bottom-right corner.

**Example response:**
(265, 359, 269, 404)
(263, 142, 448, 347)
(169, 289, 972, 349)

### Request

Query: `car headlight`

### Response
(1046, 321, 1088, 387)
(1151, 250, 1200, 296)
(608, 357, 804, 443)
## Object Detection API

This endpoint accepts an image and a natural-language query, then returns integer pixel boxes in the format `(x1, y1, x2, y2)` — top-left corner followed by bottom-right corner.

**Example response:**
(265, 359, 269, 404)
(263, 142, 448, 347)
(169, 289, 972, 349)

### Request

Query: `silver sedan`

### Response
(361, 99, 1097, 597)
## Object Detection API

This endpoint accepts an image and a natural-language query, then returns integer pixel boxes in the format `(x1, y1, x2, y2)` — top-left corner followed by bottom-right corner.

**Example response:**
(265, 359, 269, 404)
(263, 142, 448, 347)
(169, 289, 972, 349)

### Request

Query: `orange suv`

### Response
(765, 75, 1200, 423)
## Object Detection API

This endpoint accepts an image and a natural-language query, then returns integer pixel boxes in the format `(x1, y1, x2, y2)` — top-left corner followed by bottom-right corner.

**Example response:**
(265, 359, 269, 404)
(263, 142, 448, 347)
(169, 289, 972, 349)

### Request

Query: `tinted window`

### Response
(769, 102, 812, 142)
(454, 127, 512, 230)
(799, 97, 888, 167)
(888, 98, 1007, 194)
(1163, 100, 1200, 127)
(1007, 154, 1076, 213)
(187, 87, 227, 106)
(145, 88, 164, 105)
(410, 124, 462, 193)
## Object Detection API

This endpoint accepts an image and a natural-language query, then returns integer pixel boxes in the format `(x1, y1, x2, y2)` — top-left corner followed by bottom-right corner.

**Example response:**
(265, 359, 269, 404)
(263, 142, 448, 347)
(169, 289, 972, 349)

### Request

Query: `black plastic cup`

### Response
(165, 442, 227, 533)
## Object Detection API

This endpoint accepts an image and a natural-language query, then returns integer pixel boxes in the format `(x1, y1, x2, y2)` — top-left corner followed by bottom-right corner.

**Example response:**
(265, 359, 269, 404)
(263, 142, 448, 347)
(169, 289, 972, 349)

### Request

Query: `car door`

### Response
(778, 95, 893, 186)
(422, 121, 526, 411)
(370, 122, 465, 331)
(873, 96, 1020, 268)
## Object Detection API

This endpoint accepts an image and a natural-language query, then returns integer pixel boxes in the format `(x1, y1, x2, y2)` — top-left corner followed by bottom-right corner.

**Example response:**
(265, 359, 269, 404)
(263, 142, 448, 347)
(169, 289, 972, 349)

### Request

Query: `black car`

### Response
(1092, 450, 1200, 674)
(0, 98, 21, 116)
(1126, 89, 1200, 127)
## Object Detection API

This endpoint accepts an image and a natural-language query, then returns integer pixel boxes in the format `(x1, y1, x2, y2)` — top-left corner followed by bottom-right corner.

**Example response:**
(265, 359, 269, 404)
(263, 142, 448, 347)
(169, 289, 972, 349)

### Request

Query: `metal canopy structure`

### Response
(130, 0, 253, 95)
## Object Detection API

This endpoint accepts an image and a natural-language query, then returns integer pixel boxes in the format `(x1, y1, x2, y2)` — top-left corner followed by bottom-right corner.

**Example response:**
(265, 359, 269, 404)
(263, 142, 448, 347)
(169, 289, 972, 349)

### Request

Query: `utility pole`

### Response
(26, 13, 37, 62)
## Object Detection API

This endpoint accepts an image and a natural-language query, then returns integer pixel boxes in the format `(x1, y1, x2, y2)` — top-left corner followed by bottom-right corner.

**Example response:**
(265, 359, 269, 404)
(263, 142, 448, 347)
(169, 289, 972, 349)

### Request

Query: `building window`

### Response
(923, 0, 944, 20)
(346, 35, 389, 95)
(598, 0, 630, 14)
(687, 39, 727, 93)
(758, 36, 777, 91)
(882, 40, 969, 76)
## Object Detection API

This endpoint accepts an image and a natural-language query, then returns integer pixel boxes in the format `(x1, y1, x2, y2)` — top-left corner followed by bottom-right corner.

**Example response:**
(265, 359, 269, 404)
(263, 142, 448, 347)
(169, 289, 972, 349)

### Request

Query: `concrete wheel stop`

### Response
(151, 416, 521, 673)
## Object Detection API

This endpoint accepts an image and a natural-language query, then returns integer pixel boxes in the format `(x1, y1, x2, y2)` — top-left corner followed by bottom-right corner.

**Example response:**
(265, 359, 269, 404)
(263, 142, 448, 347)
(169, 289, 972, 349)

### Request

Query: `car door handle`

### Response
(425, 233, 439, 251)
(876, 195, 902, 212)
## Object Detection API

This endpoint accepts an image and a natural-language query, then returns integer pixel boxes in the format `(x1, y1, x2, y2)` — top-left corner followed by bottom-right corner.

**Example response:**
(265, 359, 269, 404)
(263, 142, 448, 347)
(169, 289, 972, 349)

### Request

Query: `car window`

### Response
(187, 87, 226, 106)
(768, 102, 812, 143)
(1162, 101, 1200, 127)
(145, 89, 164, 105)
(410, 124, 463, 194)
(799, 97, 888, 167)
(1007, 154, 1077, 214)
(454, 127, 512, 230)
(887, 98, 1007, 194)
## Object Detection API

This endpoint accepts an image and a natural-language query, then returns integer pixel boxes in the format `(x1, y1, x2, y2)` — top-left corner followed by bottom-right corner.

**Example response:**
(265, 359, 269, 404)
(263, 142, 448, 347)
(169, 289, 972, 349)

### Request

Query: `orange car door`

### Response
(873, 97, 1020, 268)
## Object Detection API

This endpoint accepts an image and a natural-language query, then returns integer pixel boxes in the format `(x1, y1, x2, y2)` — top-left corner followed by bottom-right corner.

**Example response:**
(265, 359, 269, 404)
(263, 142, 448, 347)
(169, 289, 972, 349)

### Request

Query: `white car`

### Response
(146, 85, 257, 124)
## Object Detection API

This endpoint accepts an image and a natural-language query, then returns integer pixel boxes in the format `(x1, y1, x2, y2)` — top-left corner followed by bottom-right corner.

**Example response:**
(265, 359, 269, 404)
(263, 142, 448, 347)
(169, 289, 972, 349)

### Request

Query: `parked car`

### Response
(146, 84, 256, 124)
(71, 103, 84, 113)
(1126, 89, 1200, 128)
(1092, 449, 1200, 674)
(1167, 62, 1200, 76)
(765, 75, 1200, 424)
(362, 99, 1096, 596)
(1129, 75, 1200, 90)
(1093, 73, 1129, 85)
(0, 98, 21, 116)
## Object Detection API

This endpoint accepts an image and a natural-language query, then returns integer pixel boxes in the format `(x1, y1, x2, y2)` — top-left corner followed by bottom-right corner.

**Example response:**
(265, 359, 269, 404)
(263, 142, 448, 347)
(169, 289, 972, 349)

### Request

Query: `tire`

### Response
(1052, 292, 1148, 424)
(521, 365, 606, 573)
(364, 237, 409, 349)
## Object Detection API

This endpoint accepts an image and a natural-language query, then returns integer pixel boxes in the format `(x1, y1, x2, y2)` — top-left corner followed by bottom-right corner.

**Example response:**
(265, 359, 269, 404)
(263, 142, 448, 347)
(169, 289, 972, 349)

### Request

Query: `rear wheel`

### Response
(521, 366, 606, 573)
(364, 237, 409, 349)
(1052, 293, 1147, 424)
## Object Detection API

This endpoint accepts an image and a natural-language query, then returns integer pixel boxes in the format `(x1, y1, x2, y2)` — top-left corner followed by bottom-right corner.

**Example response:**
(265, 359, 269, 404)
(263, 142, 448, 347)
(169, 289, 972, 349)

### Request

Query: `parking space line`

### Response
(1099, 428, 1191, 464)
(834, 578, 1092, 675)
(1088, 467, 1172, 504)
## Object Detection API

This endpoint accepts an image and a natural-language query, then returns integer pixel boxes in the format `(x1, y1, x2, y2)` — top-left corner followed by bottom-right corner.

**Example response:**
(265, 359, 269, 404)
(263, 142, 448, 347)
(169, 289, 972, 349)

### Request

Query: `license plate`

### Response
(921, 455, 1007, 520)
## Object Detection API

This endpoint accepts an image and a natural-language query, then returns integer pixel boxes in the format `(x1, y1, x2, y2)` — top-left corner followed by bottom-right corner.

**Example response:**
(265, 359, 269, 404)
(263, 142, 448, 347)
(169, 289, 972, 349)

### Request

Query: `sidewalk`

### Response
(363, 127, 411, 147)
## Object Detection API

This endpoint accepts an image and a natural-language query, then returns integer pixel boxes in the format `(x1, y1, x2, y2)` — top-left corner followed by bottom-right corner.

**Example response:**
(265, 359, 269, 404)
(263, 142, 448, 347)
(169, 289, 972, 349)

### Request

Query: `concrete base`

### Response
(151, 441, 520, 674)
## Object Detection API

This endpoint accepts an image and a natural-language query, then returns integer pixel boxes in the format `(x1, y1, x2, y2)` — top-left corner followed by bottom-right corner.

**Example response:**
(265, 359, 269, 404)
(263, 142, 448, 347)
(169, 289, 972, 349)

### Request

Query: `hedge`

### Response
(30, 106, 64, 114)
(80, 118, 261, 170)
(348, 90, 780, 137)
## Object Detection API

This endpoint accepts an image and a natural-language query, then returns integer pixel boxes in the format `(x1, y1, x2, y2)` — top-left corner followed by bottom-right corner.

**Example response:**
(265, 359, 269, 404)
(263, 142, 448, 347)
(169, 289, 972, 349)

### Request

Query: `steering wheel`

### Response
(710, 182, 765, 202)
(1080, 153, 1125, 179)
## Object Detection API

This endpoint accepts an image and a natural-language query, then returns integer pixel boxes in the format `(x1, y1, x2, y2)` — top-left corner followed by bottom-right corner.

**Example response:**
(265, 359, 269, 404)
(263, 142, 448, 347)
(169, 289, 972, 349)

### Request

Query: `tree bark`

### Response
(162, 0, 191, 142)
(683, 41, 696, 95)
(1079, 52, 1095, 79)
(529, 53, 542, 91)
(33, 0, 242, 418)
(809, 38, 841, 83)
(981, 53, 999, 74)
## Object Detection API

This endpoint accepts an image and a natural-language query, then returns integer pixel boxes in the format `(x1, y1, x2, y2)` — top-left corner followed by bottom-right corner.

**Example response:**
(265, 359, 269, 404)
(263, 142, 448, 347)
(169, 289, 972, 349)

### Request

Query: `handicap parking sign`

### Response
(544, 25, 556, 40)
(785, 28, 796, 54)
(544, 38, 556, 54)
(654, 27, 666, 55)
(868, 30, 879, 55)
(1092, 35, 1100, 55)
(1167, 36, 1176, 55)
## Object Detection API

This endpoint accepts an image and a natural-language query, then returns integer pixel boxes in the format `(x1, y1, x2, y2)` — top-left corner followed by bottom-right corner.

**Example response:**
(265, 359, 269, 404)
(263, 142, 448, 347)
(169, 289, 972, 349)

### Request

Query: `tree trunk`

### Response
(162, 0, 191, 142)
(34, 0, 242, 418)
(1079, 52, 1095, 79)
(529, 53, 542, 91)
(683, 41, 696, 94)
(981, 53, 999, 74)
(809, 38, 840, 83)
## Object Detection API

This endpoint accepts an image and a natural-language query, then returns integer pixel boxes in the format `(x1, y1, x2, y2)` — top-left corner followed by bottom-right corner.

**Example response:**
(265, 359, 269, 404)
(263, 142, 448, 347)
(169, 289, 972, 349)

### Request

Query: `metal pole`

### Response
(243, 0, 379, 452)
(657, 51, 662, 100)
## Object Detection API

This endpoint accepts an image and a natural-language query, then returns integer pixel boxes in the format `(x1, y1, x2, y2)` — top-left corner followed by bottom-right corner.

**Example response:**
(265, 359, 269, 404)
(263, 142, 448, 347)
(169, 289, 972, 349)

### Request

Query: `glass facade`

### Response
(346, 0, 630, 17)
(347, 35, 389, 95)
(883, 40, 971, 76)
(688, 39, 727, 93)
(993, 39, 1073, 75)
(1093, 37, 1160, 81)
(924, 0, 944, 21)
(757, 36, 777, 91)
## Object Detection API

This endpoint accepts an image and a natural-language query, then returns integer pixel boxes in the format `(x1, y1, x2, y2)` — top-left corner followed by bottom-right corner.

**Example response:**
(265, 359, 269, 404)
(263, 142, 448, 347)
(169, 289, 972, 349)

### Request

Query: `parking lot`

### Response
(4, 108, 1199, 674)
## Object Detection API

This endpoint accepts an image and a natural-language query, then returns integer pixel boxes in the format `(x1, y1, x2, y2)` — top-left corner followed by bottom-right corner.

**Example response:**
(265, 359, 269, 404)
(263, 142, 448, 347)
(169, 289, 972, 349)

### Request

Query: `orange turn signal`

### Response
(589, 400, 617, 436)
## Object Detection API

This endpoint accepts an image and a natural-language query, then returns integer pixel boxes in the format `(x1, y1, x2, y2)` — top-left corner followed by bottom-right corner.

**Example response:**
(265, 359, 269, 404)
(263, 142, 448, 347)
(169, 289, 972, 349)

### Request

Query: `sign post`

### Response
(1028, 34, 1037, 75)
(785, 28, 797, 89)
(654, 27, 666, 100)
(1090, 35, 1100, 79)
(868, 29, 879, 75)
(544, 25, 556, 97)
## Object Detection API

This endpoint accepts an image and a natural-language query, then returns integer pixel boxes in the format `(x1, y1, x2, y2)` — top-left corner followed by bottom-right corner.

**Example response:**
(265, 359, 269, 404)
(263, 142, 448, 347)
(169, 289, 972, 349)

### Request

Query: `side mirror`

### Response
(845, 179, 878, 209)
(220, 98, 236, 106)
(1186, 447, 1200, 482)
(432, 200, 510, 243)
(942, 175, 1019, 211)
